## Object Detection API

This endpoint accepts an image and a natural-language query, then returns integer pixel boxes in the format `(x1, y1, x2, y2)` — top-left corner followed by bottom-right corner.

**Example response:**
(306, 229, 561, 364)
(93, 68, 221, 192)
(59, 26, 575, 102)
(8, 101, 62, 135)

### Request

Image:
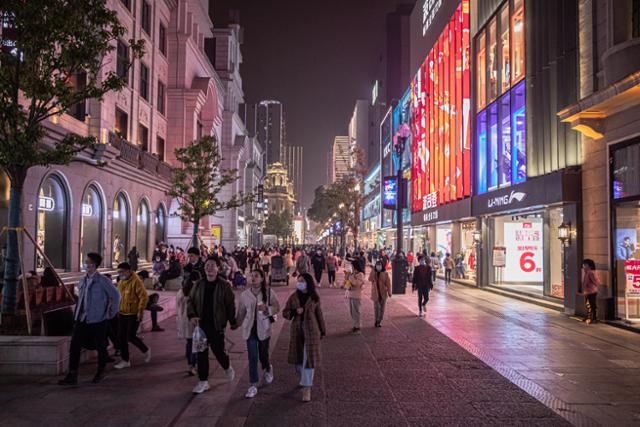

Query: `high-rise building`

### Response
(349, 100, 370, 166)
(332, 136, 351, 183)
(326, 151, 333, 185)
(243, 100, 284, 169)
(282, 145, 303, 210)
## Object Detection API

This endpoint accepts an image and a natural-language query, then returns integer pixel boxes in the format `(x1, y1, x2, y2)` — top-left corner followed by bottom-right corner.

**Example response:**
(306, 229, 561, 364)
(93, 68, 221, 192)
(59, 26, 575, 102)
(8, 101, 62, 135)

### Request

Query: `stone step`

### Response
(484, 284, 564, 312)
(0, 291, 177, 376)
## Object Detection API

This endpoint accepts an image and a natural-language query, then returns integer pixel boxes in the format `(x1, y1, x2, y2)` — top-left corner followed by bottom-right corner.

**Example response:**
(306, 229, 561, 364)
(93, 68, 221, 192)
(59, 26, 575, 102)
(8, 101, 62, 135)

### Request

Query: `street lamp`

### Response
(558, 222, 571, 246)
(391, 123, 411, 294)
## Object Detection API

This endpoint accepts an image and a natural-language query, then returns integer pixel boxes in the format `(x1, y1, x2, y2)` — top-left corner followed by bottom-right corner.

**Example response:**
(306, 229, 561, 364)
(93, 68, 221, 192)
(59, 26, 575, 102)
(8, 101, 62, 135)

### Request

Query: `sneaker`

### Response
(225, 366, 235, 382)
(302, 387, 311, 402)
(151, 326, 164, 332)
(245, 385, 258, 398)
(418, 312, 424, 317)
(144, 348, 151, 363)
(92, 371, 106, 384)
(192, 381, 210, 394)
(188, 365, 197, 376)
(114, 360, 131, 369)
(57, 373, 78, 386)
(264, 365, 274, 384)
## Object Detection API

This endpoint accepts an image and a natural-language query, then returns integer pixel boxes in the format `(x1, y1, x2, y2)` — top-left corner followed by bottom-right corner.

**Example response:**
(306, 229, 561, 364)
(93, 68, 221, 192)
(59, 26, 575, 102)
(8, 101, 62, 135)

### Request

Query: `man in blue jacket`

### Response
(59, 252, 120, 385)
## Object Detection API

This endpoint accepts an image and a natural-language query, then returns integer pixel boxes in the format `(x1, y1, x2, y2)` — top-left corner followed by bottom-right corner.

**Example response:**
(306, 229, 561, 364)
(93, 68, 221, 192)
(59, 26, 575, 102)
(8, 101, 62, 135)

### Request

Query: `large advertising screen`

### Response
(410, 0, 471, 214)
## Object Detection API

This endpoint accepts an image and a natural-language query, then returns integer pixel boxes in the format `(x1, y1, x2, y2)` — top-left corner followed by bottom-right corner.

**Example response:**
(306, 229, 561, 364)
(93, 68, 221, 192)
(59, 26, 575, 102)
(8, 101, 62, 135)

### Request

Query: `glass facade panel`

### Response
(80, 186, 103, 265)
(512, 80, 526, 183)
(37, 176, 68, 269)
(477, 110, 487, 194)
(489, 103, 499, 191)
(614, 201, 640, 319)
(136, 201, 150, 260)
(511, 0, 525, 84)
(499, 4, 510, 93)
(112, 193, 129, 265)
(612, 141, 640, 199)
(488, 17, 498, 102)
(499, 91, 512, 186)
(476, 30, 487, 111)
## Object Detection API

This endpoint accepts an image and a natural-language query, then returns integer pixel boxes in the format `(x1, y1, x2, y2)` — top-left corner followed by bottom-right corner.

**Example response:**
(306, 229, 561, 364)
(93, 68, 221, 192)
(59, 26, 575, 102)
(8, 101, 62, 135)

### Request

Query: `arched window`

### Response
(155, 203, 166, 245)
(136, 200, 150, 260)
(112, 192, 129, 265)
(80, 185, 103, 266)
(37, 175, 69, 269)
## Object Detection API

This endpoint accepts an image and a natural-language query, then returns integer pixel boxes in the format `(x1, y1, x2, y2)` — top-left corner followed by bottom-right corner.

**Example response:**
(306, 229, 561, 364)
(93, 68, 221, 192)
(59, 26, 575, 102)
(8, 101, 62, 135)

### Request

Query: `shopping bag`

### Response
(192, 325, 208, 353)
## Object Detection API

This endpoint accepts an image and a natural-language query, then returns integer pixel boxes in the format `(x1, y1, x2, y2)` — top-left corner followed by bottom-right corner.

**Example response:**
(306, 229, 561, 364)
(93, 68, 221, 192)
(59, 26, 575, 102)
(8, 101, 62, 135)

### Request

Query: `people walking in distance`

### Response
(311, 249, 326, 286)
(127, 246, 139, 272)
(282, 273, 326, 402)
(260, 250, 271, 275)
(347, 261, 365, 333)
(412, 256, 433, 317)
(443, 253, 455, 285)
(114, 263, 150, 369)
(369, 260, 392, 328)
(295, 249, 312, 276)
(59, 253, 120, 385)
(176, 272, 198, 376)
(580, 259, 604, 324)
(429, 252, 440, 283)
(236, 269, 280, 399)
(188, 256, 238, 394)
(326, 251, 338, 287)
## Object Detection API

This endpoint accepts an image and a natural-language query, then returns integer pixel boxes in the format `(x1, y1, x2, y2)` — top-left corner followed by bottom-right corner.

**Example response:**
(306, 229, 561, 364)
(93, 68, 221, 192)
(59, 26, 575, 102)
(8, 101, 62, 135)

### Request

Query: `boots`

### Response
(302, 387, 311, 402)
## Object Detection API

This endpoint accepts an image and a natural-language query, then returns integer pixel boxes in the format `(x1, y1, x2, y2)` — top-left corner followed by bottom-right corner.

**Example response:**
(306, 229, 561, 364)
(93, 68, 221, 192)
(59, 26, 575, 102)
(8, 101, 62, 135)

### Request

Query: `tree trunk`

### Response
(2, 184, 24, 315)
(191, 219, 200, 249)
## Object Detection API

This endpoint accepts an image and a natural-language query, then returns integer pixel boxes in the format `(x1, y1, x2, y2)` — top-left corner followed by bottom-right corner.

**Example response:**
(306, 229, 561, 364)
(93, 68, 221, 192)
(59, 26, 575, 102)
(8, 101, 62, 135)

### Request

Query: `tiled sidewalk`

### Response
(217, 286, 571, 427)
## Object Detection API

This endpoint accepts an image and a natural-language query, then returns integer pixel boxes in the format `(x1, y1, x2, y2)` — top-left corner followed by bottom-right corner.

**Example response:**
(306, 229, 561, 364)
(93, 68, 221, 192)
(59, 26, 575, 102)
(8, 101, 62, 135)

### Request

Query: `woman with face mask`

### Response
(282, 273, 326, 402)
(369, 260, 392, 327)
(235, 269, 280, 399)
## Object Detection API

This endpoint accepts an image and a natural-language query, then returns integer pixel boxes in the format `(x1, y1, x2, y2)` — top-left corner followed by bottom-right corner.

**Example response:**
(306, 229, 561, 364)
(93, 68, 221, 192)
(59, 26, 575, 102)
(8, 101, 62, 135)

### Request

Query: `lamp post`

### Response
(558, 222, 571, 298)
(391, 123, 410, 294)
(472, 228, 482, 287)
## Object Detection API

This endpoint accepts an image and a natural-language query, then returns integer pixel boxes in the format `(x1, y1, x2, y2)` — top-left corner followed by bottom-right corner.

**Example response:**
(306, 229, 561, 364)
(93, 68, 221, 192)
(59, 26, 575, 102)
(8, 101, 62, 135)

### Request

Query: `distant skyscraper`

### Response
(332, 136, 351, 183)
(326, 151, 333, 185)
(349, 100, 370, 165)
(282, 145, 303, 209)
(242, 100, 284, 169)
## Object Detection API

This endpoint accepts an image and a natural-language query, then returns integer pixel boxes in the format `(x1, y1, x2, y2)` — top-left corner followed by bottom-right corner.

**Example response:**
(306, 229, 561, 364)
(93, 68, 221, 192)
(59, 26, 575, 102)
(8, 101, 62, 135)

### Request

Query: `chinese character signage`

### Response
(411, 0, 471, 214)
(503, 221, 543, 282)
(625, 260, 640, 297)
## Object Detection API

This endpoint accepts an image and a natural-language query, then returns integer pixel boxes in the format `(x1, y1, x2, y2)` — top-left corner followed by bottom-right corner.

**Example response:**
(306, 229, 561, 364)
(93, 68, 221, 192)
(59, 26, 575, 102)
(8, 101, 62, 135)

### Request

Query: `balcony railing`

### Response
(107, 131, 173, 181)
(140, 151, 159, 173)
(119, 139, 141, 165)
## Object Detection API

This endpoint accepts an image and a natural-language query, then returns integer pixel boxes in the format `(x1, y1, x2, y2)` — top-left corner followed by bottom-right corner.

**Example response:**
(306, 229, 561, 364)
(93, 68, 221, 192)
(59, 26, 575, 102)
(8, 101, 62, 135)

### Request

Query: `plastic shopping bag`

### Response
(192, 325, 208, 353)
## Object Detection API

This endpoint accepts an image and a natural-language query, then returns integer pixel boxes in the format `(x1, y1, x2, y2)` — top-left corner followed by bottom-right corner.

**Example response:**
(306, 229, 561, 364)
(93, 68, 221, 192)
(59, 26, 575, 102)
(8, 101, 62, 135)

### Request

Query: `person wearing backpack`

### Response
(412, 256, 433, 317)
(236, 269, 280, 399)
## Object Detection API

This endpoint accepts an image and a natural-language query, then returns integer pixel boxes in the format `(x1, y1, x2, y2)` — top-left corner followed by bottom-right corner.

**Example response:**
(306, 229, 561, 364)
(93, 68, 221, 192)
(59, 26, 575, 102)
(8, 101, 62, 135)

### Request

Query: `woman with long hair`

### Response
(236, 269, 280, 398)
(282, 273, 326, 402)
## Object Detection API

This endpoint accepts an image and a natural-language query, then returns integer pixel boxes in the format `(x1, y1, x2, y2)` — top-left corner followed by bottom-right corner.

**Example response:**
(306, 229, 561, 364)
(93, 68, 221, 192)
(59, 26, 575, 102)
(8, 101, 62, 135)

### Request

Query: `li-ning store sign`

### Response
(487, 191, 527, 209)
(422, 0, 443, 36)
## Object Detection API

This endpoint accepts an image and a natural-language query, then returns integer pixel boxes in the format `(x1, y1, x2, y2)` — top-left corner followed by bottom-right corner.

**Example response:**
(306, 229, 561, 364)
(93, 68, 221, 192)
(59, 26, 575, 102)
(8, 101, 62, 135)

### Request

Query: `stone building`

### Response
(263, 162, 296, 217)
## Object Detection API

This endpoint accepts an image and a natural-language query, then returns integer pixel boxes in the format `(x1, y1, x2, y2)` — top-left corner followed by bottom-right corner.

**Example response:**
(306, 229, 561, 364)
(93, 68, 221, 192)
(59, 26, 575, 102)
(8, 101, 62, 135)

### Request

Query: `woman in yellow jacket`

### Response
(114, 262, 150, 369)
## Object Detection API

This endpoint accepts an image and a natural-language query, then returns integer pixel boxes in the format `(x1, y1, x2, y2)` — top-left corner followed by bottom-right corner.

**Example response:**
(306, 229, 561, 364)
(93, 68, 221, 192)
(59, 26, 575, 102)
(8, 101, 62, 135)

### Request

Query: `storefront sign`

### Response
(411, 197, 471, 227)
(421, 191, 438, 210)
(422, 210, 438, 222)
(211, 225, 222, 244)
(492, 246, 506, 267)
(487, 190, 527, 209)
(422, 0, 443, 35)
(81, 203, 93, 217)
(625, 260, 640, 297)
(503, 221, 543, 282)
(38, 196, 55, 212)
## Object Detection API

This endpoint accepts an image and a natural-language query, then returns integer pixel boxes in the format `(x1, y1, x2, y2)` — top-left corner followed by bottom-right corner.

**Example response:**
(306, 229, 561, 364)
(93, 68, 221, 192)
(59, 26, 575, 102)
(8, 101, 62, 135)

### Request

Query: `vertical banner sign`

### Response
(625, 260, 640, 297)
(503, 221, 543, 282)
(211, 225, 222, 245)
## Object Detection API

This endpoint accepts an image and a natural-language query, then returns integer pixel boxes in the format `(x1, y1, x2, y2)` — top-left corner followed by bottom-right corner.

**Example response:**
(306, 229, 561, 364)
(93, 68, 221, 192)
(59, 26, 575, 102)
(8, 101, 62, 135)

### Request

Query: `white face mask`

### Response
(375, 265, 383, 272)
(296, 281, 307, 292)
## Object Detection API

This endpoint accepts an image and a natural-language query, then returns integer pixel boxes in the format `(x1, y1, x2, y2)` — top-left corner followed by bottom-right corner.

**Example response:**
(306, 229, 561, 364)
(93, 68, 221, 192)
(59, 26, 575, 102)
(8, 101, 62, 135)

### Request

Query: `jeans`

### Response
(118, 314, 149, 362)
(431, 270, 437, 283)
(585, 293, 597, 321)
(68, 320, 108, 373)
(197, 330, 230, 381)
(328, 269, 336, 285)
(247, 336, 271, 385)
(349, 298, 361, 328)
(374, 299, 387, 324)
(185, 338, 196, 366)
(417, 288, 429, 311)
(445, 269, 452, 284)
(296, 344, 314, 387)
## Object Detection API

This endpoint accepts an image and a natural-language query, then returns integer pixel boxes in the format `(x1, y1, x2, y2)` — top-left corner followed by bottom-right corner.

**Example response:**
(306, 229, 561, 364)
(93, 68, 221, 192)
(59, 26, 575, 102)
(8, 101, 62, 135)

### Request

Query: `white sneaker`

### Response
(192, 381, 210, 394)
(114, 360, 131, 369)
(418, 312, 424, 317)
(245, 385, 258, 398)
(225, 366, 235, 382)
(264, 365, 274, 384)
(144, 348, 151, 363)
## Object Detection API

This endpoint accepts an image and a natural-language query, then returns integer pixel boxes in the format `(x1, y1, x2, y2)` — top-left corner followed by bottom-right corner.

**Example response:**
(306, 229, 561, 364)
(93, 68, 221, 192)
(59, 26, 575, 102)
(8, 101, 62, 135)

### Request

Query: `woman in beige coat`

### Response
(347, 261, 366, 333)
(368, 259, 392, 327)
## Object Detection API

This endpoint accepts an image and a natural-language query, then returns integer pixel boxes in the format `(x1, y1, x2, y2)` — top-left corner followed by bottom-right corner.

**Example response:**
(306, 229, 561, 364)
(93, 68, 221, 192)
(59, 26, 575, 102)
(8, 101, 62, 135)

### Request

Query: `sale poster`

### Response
(625, 260, 640, 297)
(503, 221, 543, 282)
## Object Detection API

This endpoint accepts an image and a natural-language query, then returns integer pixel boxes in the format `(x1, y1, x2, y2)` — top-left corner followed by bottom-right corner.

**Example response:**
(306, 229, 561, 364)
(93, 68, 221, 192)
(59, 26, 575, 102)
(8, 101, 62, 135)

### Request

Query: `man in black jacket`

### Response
(412, 256, 433, 317)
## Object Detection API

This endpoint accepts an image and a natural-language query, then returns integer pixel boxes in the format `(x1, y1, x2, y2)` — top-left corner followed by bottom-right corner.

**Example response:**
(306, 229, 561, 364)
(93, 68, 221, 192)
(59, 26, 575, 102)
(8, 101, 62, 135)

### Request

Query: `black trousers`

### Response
(445, 269, 452, 284)
(118, 314, 149, 362)
(68, 320, 108, 373)
(327, 269, 336, 284)
(107, 316, 119, 350)
(585, 293, 597, 321)
(197, 329, 230, 381)
(314, 269, 323, 284)
(417, 287, 430, 311)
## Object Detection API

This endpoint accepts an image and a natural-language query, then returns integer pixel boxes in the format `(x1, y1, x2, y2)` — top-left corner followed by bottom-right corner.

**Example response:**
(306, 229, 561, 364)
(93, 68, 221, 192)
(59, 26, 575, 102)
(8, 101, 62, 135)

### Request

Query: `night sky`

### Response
(212, 0, 415, 207)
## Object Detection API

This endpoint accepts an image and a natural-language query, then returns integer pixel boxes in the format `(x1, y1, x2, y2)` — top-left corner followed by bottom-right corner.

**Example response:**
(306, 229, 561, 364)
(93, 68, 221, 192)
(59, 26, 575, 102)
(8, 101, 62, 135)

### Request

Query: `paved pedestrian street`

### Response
(2, 277, 639, 427)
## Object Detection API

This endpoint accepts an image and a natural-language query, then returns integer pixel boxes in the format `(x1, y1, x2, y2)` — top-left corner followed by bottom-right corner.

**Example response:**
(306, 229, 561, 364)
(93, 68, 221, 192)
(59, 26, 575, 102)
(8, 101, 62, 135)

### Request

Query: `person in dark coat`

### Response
(412, 256, 433, 317)
(311, 250, 325, 286)
(127, 247, 139, 272)
(183, 247, 204, 278)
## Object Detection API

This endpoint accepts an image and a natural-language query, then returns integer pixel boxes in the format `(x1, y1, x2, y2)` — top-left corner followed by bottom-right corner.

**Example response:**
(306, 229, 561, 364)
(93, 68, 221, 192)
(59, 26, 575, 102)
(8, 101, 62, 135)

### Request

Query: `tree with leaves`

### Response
(264, 209, 294, 243)
(0, 0, 144, 315)
(168, 136, 254, 249)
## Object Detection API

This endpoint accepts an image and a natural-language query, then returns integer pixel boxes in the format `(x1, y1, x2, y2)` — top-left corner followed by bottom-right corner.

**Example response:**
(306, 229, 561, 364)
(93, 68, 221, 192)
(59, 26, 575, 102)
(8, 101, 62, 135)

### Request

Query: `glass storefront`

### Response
(459, 221, 477, 282)
(155, 204, 166, 245)
(136, 200, 150, 260)
(80, 185, 103, 265)
(112, 193, 129, 265)
(37, 175, 68, 269)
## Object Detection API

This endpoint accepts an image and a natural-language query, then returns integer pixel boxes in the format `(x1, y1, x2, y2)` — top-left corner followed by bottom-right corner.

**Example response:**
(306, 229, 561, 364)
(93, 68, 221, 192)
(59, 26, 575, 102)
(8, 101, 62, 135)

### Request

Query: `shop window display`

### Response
(80, 185, 103, 266)
(476, 31, 487, 111)
(488, 17, 498, 102)
(511, 0, 525, 84)
(499, 4, 510, 94)
(112, 193, 129, 265)
(459, 221, 477, 281)
(614, 202, 640, 319)
(155, 204, 167, 245)
(37, 175, 68, 269)
(136, 200, 150, 260)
